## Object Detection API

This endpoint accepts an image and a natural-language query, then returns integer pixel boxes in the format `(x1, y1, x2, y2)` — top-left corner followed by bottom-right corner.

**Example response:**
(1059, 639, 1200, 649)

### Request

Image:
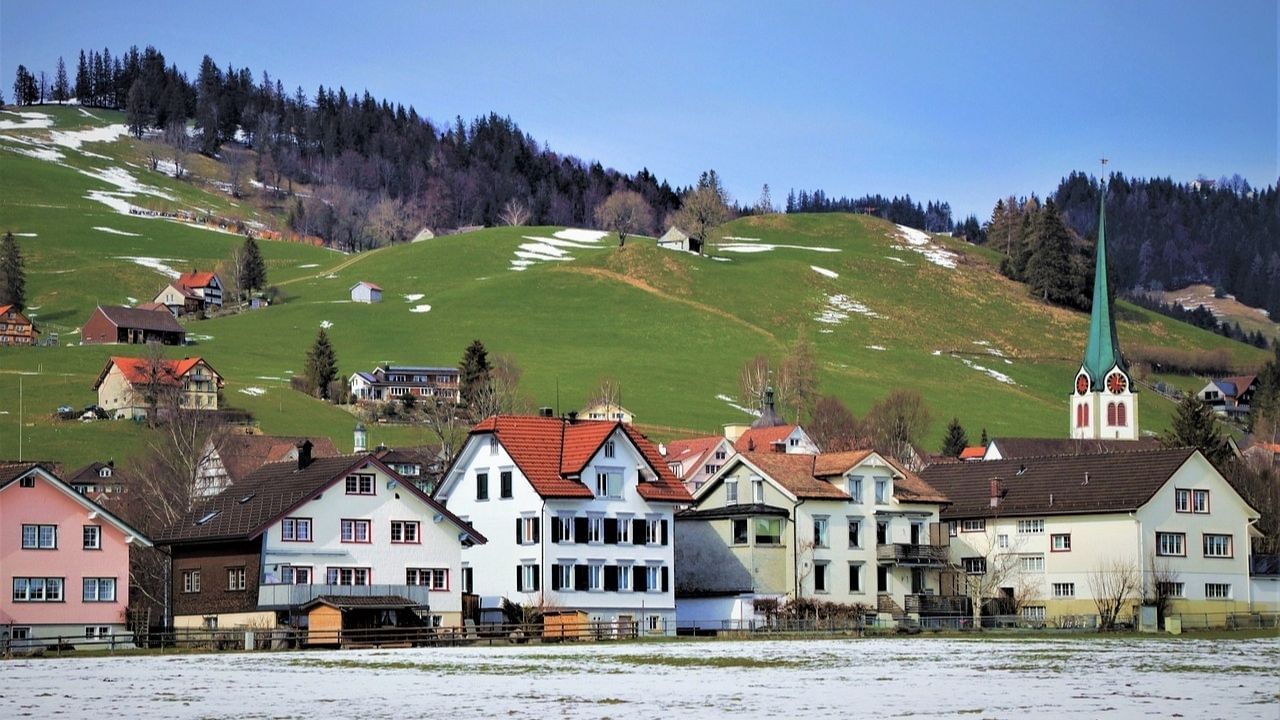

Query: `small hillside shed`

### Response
(656, 227, 693, 252)
(350, 281, 382, 304)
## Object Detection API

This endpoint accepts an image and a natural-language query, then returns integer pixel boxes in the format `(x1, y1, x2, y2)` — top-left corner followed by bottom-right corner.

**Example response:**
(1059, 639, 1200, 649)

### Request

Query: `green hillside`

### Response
(0, 106, 1267, 468)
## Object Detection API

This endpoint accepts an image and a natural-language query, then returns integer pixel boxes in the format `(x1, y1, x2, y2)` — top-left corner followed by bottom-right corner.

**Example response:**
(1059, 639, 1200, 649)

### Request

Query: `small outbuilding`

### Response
(81, 305, 185, 345)
(350, 281, 382, 304)
(657, 226, 698, 253)
(303, 595, 422, 647)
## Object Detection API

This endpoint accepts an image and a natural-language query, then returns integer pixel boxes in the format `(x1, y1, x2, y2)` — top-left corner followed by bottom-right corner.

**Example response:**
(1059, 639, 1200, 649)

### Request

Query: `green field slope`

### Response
(0, 106, 1266, 468)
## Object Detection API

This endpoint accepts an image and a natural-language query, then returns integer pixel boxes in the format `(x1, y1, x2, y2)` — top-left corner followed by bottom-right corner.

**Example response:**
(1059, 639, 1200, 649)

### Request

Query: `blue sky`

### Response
(2, 1, 1275, 218)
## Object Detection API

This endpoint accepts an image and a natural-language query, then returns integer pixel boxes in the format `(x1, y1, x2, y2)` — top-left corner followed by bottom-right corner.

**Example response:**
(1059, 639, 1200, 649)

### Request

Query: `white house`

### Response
(350, 281, 382, 304)
(661, 435, 736, 494)
(434, 414, 694, 634)
(580, 402, 635, 425)
(675, 450, 957, 630)
(921, 448, 1265, 623)
(159, 446, 485, 630)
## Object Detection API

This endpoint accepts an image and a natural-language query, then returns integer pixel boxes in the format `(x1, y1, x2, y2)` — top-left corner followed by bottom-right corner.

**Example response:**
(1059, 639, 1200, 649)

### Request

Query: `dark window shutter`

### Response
(604, 565, 618, 591)
(532, 517, 540, 544)
(515, 518, 523, 545)
(661, 520, 669, 546)
(635, 565, 648, 592)
(632, 518, 646, 543)
(532, 565, 540, 592)
(551, 566, 562, 591)
(516, 565, 523, 592)
(604, 518, 618, 544)
(661, 566, 669, 592)
(574, 517, 589, 544)
(551, 517, 563, 543)
(575, 564, 589, 590)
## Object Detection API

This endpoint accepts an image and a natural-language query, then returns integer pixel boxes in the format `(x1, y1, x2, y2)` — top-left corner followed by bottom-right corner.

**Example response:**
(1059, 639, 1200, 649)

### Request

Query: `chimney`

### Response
(539, 406, 554, 418)
(989, 478, 1000, 509)
(296, 440, 314, 470)
(353, 422, 367, 453)
(566, 411, 578, 424)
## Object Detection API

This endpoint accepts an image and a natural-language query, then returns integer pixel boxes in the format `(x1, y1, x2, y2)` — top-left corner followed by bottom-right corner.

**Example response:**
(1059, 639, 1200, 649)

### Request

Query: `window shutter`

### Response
(661, 520, 669, 546)
(634, 565, 647, 592)
(575, 564, 589, 591)
(661, 566, 669, 592)
(604, 518, 618, 544)
(632, 518, 646, 542)
(604, 565, 618, 591)
(574, 517, 589, 544)
(516, 518, 523, 544)
(551, 517, 563, 543)
(532, 565, 540, 591)
(532, 517, 541, 544)
(551, 566, 562, 591)
(516, 565, 523, 592)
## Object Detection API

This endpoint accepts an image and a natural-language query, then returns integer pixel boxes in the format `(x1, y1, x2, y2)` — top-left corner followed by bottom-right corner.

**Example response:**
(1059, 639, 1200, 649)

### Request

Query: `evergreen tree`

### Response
(458, 340, 492, 408)
(980, 427, 989, 447)
(1025, 199, 1077, 304)
(53, 57, 69, 103)
(0, 232, 27, 310)
(238, 237, 267, 295)
(1249, 345, 1280, 441)
(940, 417, 969, 457)
(75, 50, 89, 102)
(304, 328, 338, 400)
(125, 79, 148, 138)
(1162, 396, 1231, 467)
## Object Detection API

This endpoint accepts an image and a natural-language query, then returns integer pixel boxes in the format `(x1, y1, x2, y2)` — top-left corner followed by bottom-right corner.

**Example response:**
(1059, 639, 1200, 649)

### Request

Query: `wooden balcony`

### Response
(876, 543, 949, 566)
(903, 594, 970, 616)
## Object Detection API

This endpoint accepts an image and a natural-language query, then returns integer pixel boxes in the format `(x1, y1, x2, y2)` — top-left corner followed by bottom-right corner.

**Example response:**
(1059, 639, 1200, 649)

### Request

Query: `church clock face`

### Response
(1107, 373, 1127, 394)
(1076, 374, 1090, 395)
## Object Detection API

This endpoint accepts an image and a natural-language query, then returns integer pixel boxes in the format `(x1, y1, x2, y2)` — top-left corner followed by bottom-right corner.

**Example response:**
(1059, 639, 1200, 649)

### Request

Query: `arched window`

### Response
(1106, 402, 1117, 426)
(1076, 404, 1088, 428)
(1116, 402, 1127, 427)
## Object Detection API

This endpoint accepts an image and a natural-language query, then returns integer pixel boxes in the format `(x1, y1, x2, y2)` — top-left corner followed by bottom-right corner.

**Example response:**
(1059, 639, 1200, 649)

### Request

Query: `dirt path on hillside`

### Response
(554, 266, 777, 342)
(278, 247, 381, 287)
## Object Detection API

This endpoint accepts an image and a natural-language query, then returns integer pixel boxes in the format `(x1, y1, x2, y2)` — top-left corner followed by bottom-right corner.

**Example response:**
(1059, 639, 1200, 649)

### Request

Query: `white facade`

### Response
(350, 282, 381, 303)
(1070, 365, 1139, 441)
(437, 427, 681, 633)
(257, 463, 471, 622)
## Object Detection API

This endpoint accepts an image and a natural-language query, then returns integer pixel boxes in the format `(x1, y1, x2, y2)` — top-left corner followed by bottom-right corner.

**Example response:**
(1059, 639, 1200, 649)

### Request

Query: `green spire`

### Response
(1081, 184, 1126, 387)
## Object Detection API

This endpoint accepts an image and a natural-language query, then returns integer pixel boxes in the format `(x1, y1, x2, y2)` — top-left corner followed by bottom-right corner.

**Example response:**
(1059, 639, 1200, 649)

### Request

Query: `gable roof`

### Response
(989, 437, 1163, 459)
(158, 454, 485, 545)
(734, 425, 803, 453)
(0, 463, 152, 545)
(920, 448, 1202, 519)
(213, 434, 341, 485)
(663, 436, 727, 474)
(1213, 375, 1258, 398)
(0, 304, 32, 322)
(465, 416, 692, 502)
(351, 281, 382, 291)
(177, 271, 218, 288)
(161, 282, 200, 300)
(959, 446, 986, 460)
(92, 305, 185, 333)
(93, 356, 222, 390)
(737, 452, 850, 500)
(702, 449, 948, 504)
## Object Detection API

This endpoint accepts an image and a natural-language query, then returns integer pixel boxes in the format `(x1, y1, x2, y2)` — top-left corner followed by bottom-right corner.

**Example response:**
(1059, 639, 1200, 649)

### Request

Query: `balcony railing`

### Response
(903, 594, 970, 616)
(257, 583, 431, 609)
(876, 543, 949, 565)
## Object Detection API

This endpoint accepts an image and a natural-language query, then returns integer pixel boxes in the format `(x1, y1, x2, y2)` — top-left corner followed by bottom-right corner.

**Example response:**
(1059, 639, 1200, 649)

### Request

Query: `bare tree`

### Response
(1087, 556, 1140, 630)
(139, 341, 179, 425)
(594, 190, 655, 247)
(865, 389, 933, 466)
(807, 395, 869, 452)
(956, 528, 1025, 628)
(225, 147, 246, 199)
(671, 185, 731, 255)
(738, 354, 772, 413)
(145, 141, 162, 172)
(215, 247, 243, 310)
(1145, 552, 1181, 629)
(424, 399, 469, 466)
(165, 120, 189, 180)
(588, 375, 621, 410)
(499, 197, 532, 227)
(775, 337, 818, 424)
(470, 353, 529, 420)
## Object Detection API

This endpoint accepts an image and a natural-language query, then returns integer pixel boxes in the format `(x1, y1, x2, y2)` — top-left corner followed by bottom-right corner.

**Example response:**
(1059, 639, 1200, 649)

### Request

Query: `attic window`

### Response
(1015, 465, 1028, 476)
(98, 468, 112, 478)
(19, 476, 35, 488)
(196, 510, 220, 526)
(238, 493, 255, 504)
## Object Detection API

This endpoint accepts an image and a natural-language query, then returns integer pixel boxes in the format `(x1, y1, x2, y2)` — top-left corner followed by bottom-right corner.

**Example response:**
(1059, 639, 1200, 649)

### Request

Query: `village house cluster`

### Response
(1, 198, 1276, 649)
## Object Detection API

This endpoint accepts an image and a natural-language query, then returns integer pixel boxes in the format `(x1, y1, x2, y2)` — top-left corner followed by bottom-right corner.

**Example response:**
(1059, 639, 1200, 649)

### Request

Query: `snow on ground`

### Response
(892, 224, 958, 269)
(298, 264, 320, 268)
(13, 232, 37, 237)
(93, 226, 141, 236)
(125, 297, 138, 305)
(956, 355, 1017, 385)
(114, 256, 184, 279)
(866, 345, 886, 351)
(320, 320, 333, 329)
(0, 110, 54, 130)
(79, 165, 178, 215)
(810, 265, 839, 279)
(711, 256, 732, 262)
(0, 135, 65, 161)
(509, 228, 608, 271)
(409, 304, 432, 313)
(1, 637, 1273, 719)
(403, 294, 425, 303)
(717, 241, 840, 254)
(238, 387, 266, 397)
(721, 236, 762, 242)
(816, 293, 883, 325)
(884, 255, 908, 264)
(716, 393, 761, 417)
(49, 123, 128, 151)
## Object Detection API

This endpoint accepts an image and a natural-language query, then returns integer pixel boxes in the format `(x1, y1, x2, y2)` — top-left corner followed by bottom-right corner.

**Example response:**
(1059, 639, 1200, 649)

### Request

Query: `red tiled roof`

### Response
(93, 356, 222, 390)
(663, 436, 725, 477)
(959, 446, 986, 460)
(468, 416, 692, 502)
(812, 450, 875, 476)
(734, 425, 799, 453)
(177, 271, 217, 288)
(734, 450, 948, 504)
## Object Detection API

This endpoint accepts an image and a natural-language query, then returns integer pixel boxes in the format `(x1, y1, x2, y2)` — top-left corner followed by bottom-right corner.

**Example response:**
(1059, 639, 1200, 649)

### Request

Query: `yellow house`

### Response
(92, 356, 224, 419)
(675, 450, 961, 629)
(920, 448, 1265, 625)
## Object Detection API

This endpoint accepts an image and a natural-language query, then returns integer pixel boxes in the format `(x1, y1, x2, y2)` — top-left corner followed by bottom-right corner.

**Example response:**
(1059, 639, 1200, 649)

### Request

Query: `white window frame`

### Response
(847, 519, 862, 548)
(1202, 533, 1233, 558)
(1051, 582, 1075, 598)
(1156, 532, 1186, 557)
(83, 525, 101, 550)
(1204, 583, 1232, 599)
(1020, 554, 1045, 573)
(182, 570, 201, 593)
(725, 480, 738, 504)
(847, 476, 863, 503)
(595, 471, 623, 499)
(588, 516, 604, 544)
(1016, 519, 1045, 535)
(1192, 489, 1210, 514)
(813, 517, 829, 548)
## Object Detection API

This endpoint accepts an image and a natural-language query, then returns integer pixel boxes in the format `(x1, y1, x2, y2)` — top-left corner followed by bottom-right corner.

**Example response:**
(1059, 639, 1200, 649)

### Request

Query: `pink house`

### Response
(1, 463, 152, 649)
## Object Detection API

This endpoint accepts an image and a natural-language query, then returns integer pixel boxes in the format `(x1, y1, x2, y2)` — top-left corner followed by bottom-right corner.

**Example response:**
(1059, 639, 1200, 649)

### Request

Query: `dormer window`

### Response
(874, 477, 890, 504)
(98, 468, 112, 478)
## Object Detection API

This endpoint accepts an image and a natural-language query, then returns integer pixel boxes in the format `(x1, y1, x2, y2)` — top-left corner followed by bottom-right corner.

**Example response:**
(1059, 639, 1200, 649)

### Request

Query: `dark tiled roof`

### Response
(989, 437, 1163, 459)
(920, 448, 1199, 519)
(676, 503, 791, 520)
(305, 595, 417, 610)
(95, 305, 185, 333)
(158, 454, 484, 545)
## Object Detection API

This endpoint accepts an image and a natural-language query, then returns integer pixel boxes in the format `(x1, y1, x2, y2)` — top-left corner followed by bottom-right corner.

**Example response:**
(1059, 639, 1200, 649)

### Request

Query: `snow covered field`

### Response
(2, 637, 1275, 719)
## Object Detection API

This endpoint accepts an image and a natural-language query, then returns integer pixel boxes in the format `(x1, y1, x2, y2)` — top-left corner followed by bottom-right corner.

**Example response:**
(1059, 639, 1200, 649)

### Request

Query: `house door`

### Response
(910, 523, 923, 545)
(911, 568, 926, 594)
(877, 565, 888, 593)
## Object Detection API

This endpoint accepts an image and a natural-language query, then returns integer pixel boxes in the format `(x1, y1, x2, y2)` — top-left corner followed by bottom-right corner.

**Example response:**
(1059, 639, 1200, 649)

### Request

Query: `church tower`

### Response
(1070, 181, 1138, 440)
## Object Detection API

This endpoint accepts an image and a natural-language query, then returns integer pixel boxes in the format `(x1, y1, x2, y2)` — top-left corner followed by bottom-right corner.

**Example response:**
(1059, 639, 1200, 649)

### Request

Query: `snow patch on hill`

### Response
(50, 123, 128, 151)
(811, 265, 839, 279)
(816, 294, 883, 326)
(114, 256, 183, 279)
(0, 110, 54, 130)
(510, 229, 608, 271)
(892, 225, 957, 269)
(409, 304, 432, 313)
(718, 241, 840, 254)
(716, 393, 761, 417)
(93, 226, 140, 236)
